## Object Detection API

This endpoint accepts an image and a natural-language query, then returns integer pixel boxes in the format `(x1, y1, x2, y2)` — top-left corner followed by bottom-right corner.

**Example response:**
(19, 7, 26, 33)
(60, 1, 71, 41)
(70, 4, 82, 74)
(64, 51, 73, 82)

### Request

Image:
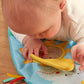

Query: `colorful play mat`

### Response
(8, 28, 84, 84)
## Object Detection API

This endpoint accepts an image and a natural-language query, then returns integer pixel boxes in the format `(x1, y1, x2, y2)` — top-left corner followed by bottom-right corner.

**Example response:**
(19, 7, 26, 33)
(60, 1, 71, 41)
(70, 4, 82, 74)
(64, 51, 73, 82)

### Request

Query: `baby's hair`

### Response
(2, 0, 62, 10)
(2, 0, 62, 24)
(2, 0, 62, 34)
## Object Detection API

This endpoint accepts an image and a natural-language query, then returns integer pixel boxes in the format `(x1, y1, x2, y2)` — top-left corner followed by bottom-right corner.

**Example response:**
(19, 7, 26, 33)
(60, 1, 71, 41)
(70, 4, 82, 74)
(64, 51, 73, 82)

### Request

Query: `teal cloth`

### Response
(8, 28, 84, 84)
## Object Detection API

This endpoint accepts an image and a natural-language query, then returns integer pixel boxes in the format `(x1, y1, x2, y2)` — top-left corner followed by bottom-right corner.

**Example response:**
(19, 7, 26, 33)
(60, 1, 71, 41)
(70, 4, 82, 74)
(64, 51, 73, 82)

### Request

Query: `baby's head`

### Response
(2, 0, 66, 39)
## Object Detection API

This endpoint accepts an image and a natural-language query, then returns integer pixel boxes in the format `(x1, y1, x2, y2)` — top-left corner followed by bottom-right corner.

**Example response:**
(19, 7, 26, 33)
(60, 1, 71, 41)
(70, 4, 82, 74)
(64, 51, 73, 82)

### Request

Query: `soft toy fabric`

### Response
(8, 28, 84, 84)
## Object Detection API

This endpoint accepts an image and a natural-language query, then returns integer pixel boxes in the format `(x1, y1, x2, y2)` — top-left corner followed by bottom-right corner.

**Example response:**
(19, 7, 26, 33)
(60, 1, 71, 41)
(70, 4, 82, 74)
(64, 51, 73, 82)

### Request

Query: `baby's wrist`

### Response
(22, 36, 31, 45)
(22, 36, 37, 45)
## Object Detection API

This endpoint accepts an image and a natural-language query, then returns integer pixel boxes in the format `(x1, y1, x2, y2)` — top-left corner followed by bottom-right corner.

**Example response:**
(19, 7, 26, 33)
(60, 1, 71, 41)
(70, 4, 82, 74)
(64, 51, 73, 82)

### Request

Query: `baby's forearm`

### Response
(22, 36, 40, 45)
(70, 24, 84, 44)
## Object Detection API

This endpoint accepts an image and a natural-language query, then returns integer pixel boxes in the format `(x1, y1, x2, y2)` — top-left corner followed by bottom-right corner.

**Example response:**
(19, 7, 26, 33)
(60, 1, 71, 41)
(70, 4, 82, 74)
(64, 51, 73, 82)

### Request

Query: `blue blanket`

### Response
(8, 28, 84, 84)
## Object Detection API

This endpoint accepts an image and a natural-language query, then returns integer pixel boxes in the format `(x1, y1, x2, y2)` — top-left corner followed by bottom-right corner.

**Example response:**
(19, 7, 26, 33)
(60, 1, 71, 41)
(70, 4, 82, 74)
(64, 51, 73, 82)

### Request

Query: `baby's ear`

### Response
(59, 0, 66, 12)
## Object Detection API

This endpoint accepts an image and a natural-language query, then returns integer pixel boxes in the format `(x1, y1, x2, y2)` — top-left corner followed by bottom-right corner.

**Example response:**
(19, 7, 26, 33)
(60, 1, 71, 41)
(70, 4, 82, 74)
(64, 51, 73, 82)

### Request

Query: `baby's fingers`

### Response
(71, 45, 77, 61)
(79, 65, 84, 71)
(79, 56, 84, 71)
(34, 48, 39, 56)
(28, 48, 33, 62)
(22, 48, 28, 59)
(41, 45, 48, 58)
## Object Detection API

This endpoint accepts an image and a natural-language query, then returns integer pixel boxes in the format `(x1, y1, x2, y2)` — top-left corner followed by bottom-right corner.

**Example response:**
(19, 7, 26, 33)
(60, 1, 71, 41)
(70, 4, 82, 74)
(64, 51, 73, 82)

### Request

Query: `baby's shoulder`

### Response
(67, 0, 84, 23)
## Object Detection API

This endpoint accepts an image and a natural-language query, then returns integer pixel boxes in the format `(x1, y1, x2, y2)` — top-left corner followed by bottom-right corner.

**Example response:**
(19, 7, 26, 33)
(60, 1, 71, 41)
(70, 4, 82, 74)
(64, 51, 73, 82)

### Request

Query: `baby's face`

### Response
(3, 0, 64, 39)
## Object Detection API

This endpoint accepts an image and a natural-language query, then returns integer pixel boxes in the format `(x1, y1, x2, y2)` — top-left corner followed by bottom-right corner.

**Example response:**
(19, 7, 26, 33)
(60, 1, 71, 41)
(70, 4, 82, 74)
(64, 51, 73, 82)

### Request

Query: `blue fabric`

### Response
(8, 28, 84, 84)
(8, 28, 53, 84)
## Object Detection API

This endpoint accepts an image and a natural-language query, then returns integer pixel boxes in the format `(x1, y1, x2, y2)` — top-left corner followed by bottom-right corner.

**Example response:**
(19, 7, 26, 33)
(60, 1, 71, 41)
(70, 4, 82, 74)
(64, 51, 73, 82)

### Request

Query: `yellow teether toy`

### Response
(20, 40, 75, 71)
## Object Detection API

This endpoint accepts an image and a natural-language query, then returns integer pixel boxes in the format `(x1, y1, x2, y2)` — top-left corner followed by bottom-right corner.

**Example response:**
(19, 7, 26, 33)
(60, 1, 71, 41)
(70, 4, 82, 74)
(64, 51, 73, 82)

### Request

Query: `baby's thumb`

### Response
(71, 45, 77, 61)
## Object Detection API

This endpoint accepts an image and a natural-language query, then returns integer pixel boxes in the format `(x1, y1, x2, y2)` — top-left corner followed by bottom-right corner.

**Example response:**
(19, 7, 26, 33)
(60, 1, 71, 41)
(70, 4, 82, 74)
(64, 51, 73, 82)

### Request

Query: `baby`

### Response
(2, 0, 84, 71)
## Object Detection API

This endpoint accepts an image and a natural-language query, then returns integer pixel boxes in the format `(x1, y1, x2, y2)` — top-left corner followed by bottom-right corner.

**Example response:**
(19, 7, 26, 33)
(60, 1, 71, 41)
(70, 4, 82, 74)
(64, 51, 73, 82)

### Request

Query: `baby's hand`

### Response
(71, 44, 84, 71)
(22, 36, 48, 62)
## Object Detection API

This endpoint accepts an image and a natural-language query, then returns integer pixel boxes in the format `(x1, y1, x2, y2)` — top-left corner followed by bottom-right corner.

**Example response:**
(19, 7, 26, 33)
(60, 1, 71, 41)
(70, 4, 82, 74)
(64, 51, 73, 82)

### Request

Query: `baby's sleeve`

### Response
(10, 28, 26, 43)
(70, 19, 84, 44)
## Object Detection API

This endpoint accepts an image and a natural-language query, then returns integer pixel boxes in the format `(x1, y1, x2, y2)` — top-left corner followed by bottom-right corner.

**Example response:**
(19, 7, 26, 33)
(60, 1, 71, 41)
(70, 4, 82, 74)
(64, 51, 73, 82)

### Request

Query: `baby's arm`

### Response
(70, 19, 84, 71)
(10, 29, 48, 61)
